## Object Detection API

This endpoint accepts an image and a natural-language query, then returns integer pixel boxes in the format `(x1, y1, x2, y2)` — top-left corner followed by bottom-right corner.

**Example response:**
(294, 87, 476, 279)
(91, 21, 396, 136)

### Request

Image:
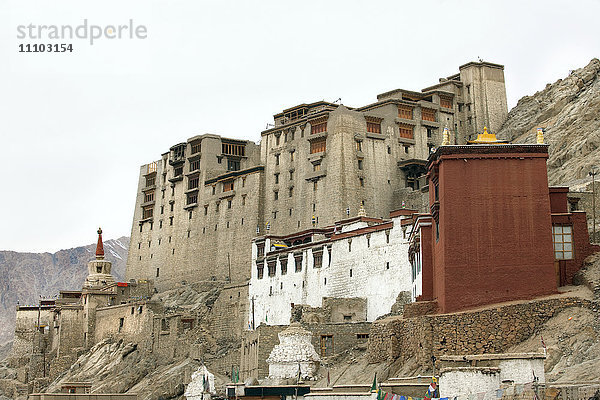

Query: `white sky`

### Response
(1, 0, 599, 252)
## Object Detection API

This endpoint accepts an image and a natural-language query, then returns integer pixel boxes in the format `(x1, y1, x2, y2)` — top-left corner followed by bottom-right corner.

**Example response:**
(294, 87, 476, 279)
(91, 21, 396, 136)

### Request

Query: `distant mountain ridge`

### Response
(0, 237, 129, 351)
(497, 58, 600, 185)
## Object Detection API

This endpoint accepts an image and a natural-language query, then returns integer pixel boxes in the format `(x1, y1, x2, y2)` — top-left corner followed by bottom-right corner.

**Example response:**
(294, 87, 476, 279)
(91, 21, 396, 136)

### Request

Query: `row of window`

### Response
(398, 105, 439, 122)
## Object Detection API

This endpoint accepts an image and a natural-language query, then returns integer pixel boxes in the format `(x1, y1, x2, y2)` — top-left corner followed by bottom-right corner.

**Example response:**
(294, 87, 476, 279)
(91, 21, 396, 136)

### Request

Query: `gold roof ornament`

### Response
(441, 127, 450, 145)
(358, 204, 367, 217)
(467, 126, 509, 144)
(536, 128, 545, 144)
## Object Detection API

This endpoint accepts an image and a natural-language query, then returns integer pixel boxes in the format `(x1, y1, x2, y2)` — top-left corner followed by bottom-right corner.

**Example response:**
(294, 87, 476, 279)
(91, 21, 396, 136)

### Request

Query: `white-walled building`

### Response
(248, 210, 416, 328)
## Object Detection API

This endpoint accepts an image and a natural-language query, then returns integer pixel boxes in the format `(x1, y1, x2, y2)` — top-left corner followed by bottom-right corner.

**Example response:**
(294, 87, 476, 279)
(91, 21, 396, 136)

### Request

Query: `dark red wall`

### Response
(430, 151, 557, 313)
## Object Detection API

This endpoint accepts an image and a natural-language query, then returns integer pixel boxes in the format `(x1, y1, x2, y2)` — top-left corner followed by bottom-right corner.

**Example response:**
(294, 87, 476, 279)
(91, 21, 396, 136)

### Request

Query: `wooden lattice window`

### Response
(144, 192, 155, 203)
(295, 254, 302, 272)
(311, 122, 327, 135)
(313, 251, 323, 268)
(398, 105, 413, 119)
(280, 257, 288, 275)
(257, 263, 264, 279)
(188, 176, 199, 190)
(222, 142, 245, 156)
(189, 160, 200, 172)
(145, 175, 156, 187)
(223, 180, 234, 192)
(367, 122, 381, 134)
(142, 206, 153, 219)
(310, 139, 326, 154)
(187, 193, 198, 205)
(553, 225, 574, 260)
(398, 124, 414, 139)
(267, 260, 276, 277)
(190, 142, 201, 154)
(421, 108, 436, 122)
(440, 96, 452, 109)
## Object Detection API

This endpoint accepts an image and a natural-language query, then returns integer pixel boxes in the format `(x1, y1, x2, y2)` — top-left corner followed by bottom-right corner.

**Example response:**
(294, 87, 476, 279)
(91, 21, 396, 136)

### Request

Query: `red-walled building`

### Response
(409, 130, 598, 314)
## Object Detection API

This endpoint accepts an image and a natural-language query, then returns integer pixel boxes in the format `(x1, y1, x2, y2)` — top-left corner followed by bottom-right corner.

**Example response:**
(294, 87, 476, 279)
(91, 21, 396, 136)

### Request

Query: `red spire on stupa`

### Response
(96, 227, 105, 259)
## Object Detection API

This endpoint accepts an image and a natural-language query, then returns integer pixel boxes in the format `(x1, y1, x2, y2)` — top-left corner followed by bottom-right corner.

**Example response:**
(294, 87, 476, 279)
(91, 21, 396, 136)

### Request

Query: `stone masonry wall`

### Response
(368, 296, 592, 370)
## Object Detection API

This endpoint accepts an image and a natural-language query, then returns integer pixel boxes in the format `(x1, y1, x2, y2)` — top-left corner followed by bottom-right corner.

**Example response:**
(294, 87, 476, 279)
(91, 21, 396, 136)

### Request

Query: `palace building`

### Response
(126, 61, 509, 291)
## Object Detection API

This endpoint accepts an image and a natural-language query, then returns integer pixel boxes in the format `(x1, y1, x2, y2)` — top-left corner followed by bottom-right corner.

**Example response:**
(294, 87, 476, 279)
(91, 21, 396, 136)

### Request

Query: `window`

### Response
(289, 187, 293, 197)
(257, 263, 264, 279)
(160, 205, 164, 214)
(142, 206, 153, 219)
(435, 220, 440, 241)
(174, 166, 183, 176)
(188, 176, 199, 190)
(398, 105, 413, 119)
(355, 140, 362, 152)
(458, 103, 463, 112)
(145, 175, 156, 187)
(212, 186, 216, 195)
(187, 193, 197, 205)
(313, 251, 323, 268)
(357, 160, 363, 170)
(359, 178, 364, 187)
(289, 170, 294, 180)
(242, 195, 246, 206)
(440, 96, 452, 109)
(169, 216, 173, 225)
(295, 254, 302, 272)
(223, 180, 234, 192)
(311, 122, 327, 134)
(191, 142, 201, 154)
(366, 122, 381, 134)
(227, 159, 240, 171)
(257, 243, 265, 257)
(466, 85, 471, 95)
(314, 163, 321, 172)
(215, 202, 220, 212)
(275, 154, 280, 165)
(427, 127, 434, 138)
(290, 150, 295, 162)
(222, 142, 245, 156)
(276, 135, 280, 146)
(204, 205, 208, 215)
(281, 257, 288, 275)
(119, 318, 124, 332)
(310, 138, 326, 154)
(170, 203, 174, 212)
(320, 335, 333, 357)
(421, 108, 436, 122)
(386, 262, 390, 270)
(190, 159, 200, 172)
(144, 192, 155, 203)
(274, 173, 279, 184)
(553, 225, 574, 260)
(267, 260, 276, 277)
(348, 239, 352, 252)
(398, 124, 414, 139)
(357, 333, 369, 340)
(227, 199, 232, 209)
(313, 181, 318, 191)
(274, 191, 279, 200)
(349, 269, 353, 277)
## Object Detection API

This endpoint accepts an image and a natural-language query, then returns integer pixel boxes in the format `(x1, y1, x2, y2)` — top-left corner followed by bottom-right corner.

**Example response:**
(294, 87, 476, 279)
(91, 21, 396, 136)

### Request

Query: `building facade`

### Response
(248, 211, 415, 327)
(409, 130, 599, 314)
(126, 61, 509, 291)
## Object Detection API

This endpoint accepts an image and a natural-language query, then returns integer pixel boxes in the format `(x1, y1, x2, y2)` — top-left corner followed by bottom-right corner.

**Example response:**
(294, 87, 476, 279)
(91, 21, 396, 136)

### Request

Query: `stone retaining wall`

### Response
(367, 296, 591, 369)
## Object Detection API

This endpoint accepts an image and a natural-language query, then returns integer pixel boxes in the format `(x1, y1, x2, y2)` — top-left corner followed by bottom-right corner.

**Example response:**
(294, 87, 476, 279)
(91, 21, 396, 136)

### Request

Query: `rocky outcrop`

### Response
(0, 237, 129, 351)
(497, 58, 600, 185)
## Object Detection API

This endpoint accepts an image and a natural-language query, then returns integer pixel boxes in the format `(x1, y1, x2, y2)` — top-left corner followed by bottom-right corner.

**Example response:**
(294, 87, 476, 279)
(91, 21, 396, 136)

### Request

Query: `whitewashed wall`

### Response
(248, 216, 413, 327)
(439, 368, 500, 398)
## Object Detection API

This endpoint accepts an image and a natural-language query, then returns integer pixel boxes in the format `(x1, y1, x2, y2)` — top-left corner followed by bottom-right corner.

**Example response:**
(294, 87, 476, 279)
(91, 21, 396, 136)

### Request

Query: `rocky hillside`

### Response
(497, 58, 600, 185)
(0, 237, 129, 351)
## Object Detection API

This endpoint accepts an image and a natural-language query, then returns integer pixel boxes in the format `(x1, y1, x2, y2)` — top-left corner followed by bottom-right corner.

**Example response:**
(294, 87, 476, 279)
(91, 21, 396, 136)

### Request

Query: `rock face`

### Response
(497, 58, 600, 185)
(0, 237, 129, 352)
(266, 323, 320, 380)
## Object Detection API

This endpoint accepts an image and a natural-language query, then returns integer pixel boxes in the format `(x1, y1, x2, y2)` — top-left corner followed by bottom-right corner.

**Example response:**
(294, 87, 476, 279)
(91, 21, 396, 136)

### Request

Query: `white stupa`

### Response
(266, 323, 320, 380)
(185, 365, 215, 400)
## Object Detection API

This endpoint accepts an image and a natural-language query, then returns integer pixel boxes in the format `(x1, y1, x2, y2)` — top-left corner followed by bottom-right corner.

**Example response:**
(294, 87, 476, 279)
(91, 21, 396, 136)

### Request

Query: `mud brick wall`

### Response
(368, 297, 592, 369)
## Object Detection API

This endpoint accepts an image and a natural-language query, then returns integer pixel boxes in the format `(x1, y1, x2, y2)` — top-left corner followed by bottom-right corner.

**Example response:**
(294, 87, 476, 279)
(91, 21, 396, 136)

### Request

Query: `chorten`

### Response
(83, 228, 116, 289)
(266, 323, 320, 380)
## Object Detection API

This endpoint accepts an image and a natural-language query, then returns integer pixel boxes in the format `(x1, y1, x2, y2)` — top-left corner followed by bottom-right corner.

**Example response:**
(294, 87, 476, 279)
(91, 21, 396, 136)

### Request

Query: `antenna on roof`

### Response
(333, 98, 342, 104)
(265, 123, 274, 129)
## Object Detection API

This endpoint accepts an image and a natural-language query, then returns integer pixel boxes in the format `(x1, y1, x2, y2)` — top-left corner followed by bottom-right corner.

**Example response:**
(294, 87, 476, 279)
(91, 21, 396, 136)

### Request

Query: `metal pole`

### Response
(251, 296, 255, 330)
(591, 167, 597, 242)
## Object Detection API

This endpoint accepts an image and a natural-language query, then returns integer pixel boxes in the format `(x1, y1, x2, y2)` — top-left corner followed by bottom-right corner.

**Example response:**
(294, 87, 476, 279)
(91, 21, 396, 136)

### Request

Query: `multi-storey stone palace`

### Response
(126, 61, 509, 290)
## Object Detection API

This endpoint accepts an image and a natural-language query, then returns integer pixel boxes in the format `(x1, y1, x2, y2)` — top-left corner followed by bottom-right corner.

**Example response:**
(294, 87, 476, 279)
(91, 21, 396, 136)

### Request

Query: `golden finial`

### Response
(97, 227, 102, 235)
(467, 126, 508, 145)
(358, 204, 366, 217)
(441, 127, 450, 145)
(536, 128, 545, 144)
